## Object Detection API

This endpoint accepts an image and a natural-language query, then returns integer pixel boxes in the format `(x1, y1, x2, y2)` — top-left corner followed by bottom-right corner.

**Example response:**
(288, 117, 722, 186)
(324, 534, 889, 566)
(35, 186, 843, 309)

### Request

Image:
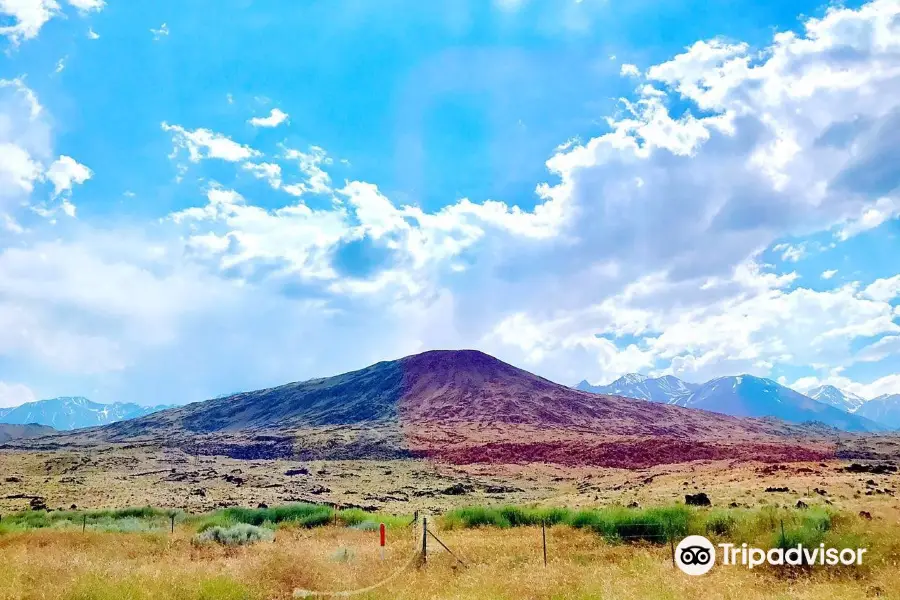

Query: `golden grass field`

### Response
(3, 447, 900, 599)
(1, 515, 899, 600)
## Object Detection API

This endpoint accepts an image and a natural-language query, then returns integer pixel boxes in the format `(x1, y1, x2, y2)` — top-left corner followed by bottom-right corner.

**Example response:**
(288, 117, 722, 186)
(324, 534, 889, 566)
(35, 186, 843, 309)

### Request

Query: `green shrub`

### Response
(442, 504, 688, 543)
(705, 512, 737, 536)
(194, 523, 274, 546)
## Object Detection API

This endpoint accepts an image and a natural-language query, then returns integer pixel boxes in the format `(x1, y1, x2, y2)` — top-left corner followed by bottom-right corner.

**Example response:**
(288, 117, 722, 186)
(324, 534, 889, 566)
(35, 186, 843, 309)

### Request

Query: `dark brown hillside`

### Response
(54, 350, 837, 468)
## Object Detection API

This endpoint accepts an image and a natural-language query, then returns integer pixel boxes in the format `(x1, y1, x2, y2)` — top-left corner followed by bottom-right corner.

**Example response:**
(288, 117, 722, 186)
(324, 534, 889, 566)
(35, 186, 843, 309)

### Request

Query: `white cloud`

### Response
(242, 162, 282, 188)
(475, 0, 900, 384)
(0, 78, 50, 205)
(863, 275, 900, 303)
(170, 186, 349, 281)
(822, 269, 838, 280)
(620, 63, 641, 77)
(87, 27, 99, 39)
(0, 233, 249, 374)
(837, 197, 900, 240)
(486, 260, 900, 384)
(792, 372, 900, 400)
(162, 123, 261, 164)
(248, 108, 289, 128)
(0, 381, 36, 408)
(66, 0, 104, 11)
(46, 155, 92, 197)
(772, 242, 806, 262)
(150, 23, 169, 40)
(0, 142, 42, 195)
(282, 145, 333, 196)
(856, 335, 900, 363)
(0, 0, 104, 44)
(0, 0, 59, 43)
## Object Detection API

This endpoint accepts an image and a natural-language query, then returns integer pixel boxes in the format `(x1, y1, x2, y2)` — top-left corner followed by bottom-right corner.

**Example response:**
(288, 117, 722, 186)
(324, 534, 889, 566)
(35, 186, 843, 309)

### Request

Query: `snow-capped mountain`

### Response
(577, 373, 883, 432)
(855, 394, 900, 429)
(683, 375, 880, 431)
(807, 385, 866, 412)
(0, 397, 173, 431)
(576, 374, 700, 405)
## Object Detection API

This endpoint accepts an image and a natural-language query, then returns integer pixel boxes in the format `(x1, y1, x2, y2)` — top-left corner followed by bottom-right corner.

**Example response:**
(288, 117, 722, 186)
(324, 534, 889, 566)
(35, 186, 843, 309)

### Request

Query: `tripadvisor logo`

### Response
(675, 535, 867, 576)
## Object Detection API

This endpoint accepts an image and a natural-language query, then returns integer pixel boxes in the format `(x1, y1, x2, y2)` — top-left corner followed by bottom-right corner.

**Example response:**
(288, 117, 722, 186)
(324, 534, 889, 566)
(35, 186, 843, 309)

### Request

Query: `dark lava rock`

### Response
(685, 492, 711, 506)
(859, 511, 872, 520)
(765, 486, 790, 492)
(845, 463, 897, 475)
(29, 496, 47, 511)
(285, 468, 309, 476)
(442, 483, 475, 496)
(483, 485, 523, 494)
(796, 500, 809, 509)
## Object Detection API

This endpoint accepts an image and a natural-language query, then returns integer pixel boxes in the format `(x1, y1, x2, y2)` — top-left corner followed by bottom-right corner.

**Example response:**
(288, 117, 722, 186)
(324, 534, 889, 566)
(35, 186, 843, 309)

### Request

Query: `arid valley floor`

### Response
(2, 444, 900, 516)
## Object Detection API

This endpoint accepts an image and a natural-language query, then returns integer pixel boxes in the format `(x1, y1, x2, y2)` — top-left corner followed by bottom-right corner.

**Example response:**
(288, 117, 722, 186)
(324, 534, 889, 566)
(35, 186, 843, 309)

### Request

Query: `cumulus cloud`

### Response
(158, 0, 900, 393)
(0, 0, 60, 43)
(46, 155, 92, 197)
(478, 0, 900, 384)
(281, 146, 333, 196)
(620, 63, 641, 77)
(0, 381, 36, 408)
(822, 269, 838, 280)
(248, 108, 289, 128)
(242, 162, 283, 188)
(162, 123, 261, 163)
(0, 78, 51, 215)
(66, 0, 104, 11)
(0, 142, 43, 195)
(0, 0, 104, 44)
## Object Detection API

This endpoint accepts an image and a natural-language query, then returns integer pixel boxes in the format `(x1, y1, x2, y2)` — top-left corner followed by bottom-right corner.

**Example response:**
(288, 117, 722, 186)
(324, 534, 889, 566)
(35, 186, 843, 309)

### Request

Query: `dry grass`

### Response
(1, 512, 898, 600)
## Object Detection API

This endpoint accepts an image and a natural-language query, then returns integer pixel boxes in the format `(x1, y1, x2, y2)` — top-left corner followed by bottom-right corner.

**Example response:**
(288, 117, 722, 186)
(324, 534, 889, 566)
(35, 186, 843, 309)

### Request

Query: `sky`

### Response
(0, 0, 899, 408)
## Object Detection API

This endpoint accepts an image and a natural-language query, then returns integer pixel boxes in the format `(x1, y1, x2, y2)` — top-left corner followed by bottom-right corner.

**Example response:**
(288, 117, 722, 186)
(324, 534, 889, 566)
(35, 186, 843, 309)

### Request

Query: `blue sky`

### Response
(0, 0, 898, 407)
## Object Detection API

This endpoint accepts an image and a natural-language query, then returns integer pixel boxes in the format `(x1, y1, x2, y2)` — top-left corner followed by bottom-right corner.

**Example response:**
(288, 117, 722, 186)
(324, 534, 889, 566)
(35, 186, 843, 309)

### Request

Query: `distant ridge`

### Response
(577, 373, 882, 432)
(0, 397, 173, 431)
(0, 423, 56, 443)
(857, 394, 900, 429)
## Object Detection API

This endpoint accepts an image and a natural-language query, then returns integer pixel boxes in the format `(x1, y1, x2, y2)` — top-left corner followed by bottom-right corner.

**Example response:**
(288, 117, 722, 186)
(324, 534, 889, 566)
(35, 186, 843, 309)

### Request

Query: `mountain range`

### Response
(576, 374, 883, 431)
(856, 394, 900, 429)
(0, 397, 173, 431)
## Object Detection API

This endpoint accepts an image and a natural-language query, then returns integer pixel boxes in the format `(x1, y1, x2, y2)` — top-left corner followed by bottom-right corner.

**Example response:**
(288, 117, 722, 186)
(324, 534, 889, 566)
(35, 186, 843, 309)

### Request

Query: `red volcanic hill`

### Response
(90, 350, 835, 468)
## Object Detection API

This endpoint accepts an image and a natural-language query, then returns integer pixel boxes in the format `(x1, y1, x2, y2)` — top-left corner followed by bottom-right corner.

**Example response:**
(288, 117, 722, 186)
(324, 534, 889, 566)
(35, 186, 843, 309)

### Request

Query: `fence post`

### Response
(170, 513, 175, 534)
(422, 517, 428, 565)
(82, 514, 86, 533)
(542, 520, 548, 567)
(669, 519, 676, 568)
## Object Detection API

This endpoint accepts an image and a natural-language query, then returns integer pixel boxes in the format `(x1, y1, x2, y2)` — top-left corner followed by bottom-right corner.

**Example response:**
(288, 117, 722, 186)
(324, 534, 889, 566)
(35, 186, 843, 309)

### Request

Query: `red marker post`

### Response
(380, 523, 386, 560)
